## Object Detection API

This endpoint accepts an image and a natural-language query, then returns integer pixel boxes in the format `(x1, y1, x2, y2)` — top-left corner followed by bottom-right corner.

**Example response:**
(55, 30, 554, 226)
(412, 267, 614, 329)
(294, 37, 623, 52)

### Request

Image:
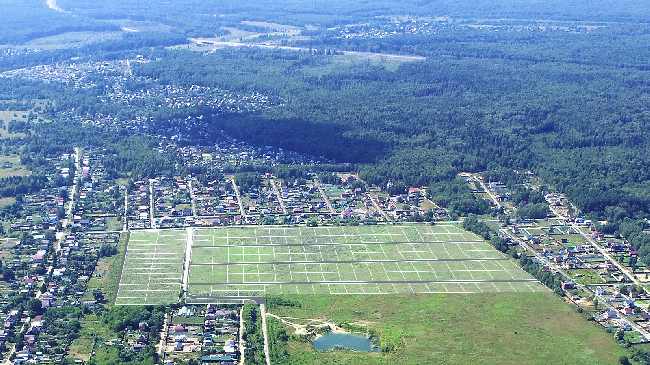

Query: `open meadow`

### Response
(269, 293, 630, 365)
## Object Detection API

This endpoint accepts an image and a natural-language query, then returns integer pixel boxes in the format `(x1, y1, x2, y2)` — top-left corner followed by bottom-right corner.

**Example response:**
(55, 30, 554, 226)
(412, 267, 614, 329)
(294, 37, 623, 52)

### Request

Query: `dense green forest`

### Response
(55, 0, 650, 25)
(1, 0, 649, 230)
(127, 44, 650, 223)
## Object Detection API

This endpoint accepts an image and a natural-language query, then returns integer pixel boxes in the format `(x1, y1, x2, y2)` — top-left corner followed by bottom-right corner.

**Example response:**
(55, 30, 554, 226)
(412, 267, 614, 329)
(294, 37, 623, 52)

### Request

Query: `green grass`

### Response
(554, 234, 587, 247)
(269, 293, 630, 365)
(87, 233, 127, 304)
(188, 224, 544, 297)
(567, 269, 605, 285)
(115, 230, 186, 305)
(0, 155, 29, 178)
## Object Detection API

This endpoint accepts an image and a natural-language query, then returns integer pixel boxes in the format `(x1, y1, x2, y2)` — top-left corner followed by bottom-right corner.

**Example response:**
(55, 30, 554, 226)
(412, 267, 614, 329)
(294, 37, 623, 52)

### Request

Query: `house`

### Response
(224, 339, 236, 353)
(139, 322, 148, 331)
(173, 324, 186, 333)
(41, 292, 54, 308)
(561, 282, 575, 290)
(178, 306, 194, 317)
(201, 355, 233, 363)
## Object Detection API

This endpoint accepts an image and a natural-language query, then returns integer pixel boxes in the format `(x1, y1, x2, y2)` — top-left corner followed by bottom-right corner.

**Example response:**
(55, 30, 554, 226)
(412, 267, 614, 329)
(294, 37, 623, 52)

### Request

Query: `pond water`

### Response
(312, 333, 379, 352)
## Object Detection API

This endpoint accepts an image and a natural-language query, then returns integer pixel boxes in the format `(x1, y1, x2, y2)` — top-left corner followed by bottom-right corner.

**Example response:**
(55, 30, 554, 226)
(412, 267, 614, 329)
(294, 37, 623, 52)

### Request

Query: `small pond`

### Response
(312, 333, 379, 352)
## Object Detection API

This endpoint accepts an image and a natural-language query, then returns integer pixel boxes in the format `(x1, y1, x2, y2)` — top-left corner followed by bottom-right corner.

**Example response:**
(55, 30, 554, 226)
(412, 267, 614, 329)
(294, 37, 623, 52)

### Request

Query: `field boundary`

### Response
(113, 230, 130, 306)
(190, 257, 510, 266)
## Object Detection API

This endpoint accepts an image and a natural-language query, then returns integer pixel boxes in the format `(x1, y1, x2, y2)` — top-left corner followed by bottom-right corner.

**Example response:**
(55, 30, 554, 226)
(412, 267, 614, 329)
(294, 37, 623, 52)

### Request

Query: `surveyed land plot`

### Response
(187, 224, 548, 298)
(115, 230, 187, 305)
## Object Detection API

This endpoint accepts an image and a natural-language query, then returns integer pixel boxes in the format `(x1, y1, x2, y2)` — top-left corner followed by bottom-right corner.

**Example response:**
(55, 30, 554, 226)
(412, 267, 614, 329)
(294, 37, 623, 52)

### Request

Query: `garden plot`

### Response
(115, 230, 187, 305)
(188, 225, 547, 298)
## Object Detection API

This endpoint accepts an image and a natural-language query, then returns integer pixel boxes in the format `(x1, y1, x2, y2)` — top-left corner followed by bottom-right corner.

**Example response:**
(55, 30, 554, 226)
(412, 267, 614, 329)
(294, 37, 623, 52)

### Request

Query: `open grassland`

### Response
(270, 293, 629, 365)
(188, 224, 546, 298)
(114, 229, 186, 305)
(0, 155, 29, 178)
(86, 233, 127, 304)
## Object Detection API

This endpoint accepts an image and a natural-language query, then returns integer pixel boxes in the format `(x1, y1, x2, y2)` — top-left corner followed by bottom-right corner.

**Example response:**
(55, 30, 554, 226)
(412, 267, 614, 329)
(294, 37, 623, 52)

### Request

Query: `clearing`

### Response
(269, 293, 629, 364)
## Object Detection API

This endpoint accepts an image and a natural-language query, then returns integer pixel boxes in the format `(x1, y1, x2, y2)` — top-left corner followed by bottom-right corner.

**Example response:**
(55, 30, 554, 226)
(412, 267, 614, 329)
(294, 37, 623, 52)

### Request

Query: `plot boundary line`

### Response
(188, 278, 539, 285)
(190, 257, 510, 266)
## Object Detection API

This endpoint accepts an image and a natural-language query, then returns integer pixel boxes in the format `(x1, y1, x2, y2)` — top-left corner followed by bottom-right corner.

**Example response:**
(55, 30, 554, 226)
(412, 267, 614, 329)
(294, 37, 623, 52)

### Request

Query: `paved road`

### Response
(366, 193, 391, 221)
(192, 257, 510, 266)
(193, 279, 537, 286)
(192, 238, 483, 249)
(61, 147, 81, 229)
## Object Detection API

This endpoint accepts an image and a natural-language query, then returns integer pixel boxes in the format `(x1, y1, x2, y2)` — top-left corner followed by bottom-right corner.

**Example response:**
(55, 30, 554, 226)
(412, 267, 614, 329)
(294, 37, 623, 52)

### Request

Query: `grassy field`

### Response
(0, 155, 29, 178)
(114, 230, 187, 305)
(269, 293, 629, 365)
(86, 233, 127, 304)
(188, 225, 546, 298)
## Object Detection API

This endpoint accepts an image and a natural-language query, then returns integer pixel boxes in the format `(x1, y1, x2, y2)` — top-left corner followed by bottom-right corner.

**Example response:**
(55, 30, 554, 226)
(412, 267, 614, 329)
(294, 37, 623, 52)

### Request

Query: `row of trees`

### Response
(242, 304, 266, 365)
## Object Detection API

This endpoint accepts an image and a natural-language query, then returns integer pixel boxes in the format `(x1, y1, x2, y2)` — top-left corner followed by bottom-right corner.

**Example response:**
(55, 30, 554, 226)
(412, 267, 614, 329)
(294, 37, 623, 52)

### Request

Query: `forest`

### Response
(125, 43, 650, 224)
(0, 0, 649, 250)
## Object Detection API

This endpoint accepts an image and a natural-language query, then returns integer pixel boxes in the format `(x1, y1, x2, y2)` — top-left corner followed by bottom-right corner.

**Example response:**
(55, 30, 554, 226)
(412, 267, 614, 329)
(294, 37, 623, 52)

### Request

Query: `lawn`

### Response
(554, 234, 587, 247)
(269, 293, 629, 365)
(566, 269, 605, 285)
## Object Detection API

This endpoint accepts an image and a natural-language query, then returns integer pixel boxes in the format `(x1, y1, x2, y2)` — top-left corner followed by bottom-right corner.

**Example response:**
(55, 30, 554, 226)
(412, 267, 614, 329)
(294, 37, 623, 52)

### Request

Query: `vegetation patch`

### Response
(267, 293, 628, 364)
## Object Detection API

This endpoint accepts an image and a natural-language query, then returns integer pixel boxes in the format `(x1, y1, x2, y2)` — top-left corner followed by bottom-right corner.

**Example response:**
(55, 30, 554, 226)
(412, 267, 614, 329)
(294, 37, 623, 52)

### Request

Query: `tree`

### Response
(92, 288, 105, 303)
(306, 216, 319, 227)
(629, 256, 638, 268)
(27, 298, 42, 316)
(620, 285, 630, 295)
(615, 329, 625, 341)
(2, 269, 15, 281)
